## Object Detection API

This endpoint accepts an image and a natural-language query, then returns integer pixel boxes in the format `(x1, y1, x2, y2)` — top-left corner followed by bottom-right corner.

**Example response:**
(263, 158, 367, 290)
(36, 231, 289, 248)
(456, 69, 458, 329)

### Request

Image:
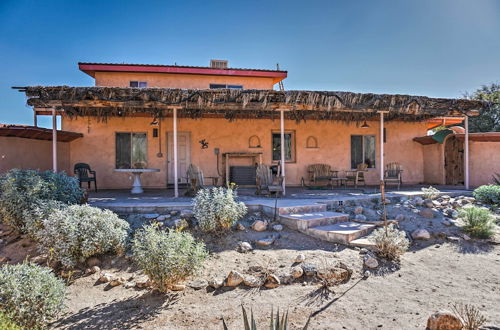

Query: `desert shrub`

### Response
(370, 224, 410, 260)
(223, 305, 311, 330)
(132, 225, 208, 292)
(0, 263, 66, 329)
(452, 303, 487, 330)
(421, 186, 440, 200)
(459, 206, 496, 238)
(37, 204, 130, 268)
(193, 187, 247, 233)
(0, 169, 84, 234)
(473, 184, 500, 205)
(0, 312, 20, 330)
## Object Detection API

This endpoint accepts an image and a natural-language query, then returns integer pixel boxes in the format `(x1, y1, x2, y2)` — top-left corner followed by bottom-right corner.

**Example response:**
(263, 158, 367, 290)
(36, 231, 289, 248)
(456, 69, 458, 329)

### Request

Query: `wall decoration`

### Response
(199, 139, 209, 149)
(248, 135, 261, 148)
(306, 136, 318, 148)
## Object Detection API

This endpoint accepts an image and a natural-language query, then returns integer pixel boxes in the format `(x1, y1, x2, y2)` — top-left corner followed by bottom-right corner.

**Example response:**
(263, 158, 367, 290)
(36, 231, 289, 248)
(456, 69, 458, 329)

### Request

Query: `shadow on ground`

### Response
(52, 292, 178, 330)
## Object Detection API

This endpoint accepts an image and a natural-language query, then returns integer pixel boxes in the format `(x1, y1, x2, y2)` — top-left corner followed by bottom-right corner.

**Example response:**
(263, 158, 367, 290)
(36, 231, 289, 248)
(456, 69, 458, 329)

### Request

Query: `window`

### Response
(209, 84, 243, 89)
(351, 135, 376, 169)
(116, 133, 147, 169)
(130, 81, 147, 88)
(272, 131, 295, 162)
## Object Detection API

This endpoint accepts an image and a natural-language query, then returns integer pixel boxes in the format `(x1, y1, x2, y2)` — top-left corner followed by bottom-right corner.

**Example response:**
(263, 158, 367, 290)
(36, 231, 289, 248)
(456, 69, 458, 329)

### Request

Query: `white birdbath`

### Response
(114, 168, 160, 194)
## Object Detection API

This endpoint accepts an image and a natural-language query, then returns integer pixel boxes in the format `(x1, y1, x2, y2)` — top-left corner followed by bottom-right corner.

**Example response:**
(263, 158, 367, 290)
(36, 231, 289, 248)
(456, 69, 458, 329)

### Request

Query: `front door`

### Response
(167, 132, 191, 184)
(444, 135, 464, 185)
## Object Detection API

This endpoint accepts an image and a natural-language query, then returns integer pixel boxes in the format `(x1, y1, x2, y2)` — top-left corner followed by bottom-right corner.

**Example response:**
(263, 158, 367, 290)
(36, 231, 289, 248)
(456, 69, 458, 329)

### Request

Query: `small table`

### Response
(114, 168, 160, 194)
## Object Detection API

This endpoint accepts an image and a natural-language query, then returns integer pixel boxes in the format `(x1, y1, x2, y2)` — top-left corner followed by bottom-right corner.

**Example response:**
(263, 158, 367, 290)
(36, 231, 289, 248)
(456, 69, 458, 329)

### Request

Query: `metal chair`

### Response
(74, 163, 97, 191)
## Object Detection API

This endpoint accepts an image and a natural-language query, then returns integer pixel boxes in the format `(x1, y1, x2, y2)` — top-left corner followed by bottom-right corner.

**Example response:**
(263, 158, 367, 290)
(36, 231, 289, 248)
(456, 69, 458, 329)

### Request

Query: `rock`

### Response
(0, 256, 10, 263)
(363, 270, 371, 278)
(441, 195, 451, 200)
(30, 254, 48, 265)
(86, 257, 101, 267)
(424, 199, 434, 208)
(462, 234, 471, 241)
(143, 213, 160, 219)
(450, 210, 459, 219)
(188, 279, 208, 290)
(255, 237, 274, 246)
(364, 256, 379, 269)
(157, 214, 171, 221)
(291, 266, 304, 278)
(124, 282, 135, 289)
(272, 224, 283, 232)
(170, 284, 186, 291)
(87, 266, 100, 274)
(354, 206, 363, 215)
(264, 274, 280, 289)
(426, 312, 463, 330)
(180, 209, 194, 218)
(225, 270, 244, 287)
(110, 277, 125, 287)
(383, 199, 391, 205)
(135, 278, 152, 288)
(437, 232, 447, 239)
(236, 223, 246, 231)
(294, 254, 306, 263)
(412, 229, 431, 240)
(442, 220, 452, 227)
(243, 275, 262, 288)
(301, 263, 317, 276)
(359, 248, 369, 255)
(170, 210, 180, 216)
(419, 208, 434, 219)
(354, 214, 367, 221)
(447, 236, 460, 242)
(99, 272, 113, 283)
(414, 197, 424, 206)
(251, 220, 267, 232)
(237, 241, 253, 253)
(208, 278, 224, 289)
(316, 265, 352, 283)
(395, 214, 405, 222)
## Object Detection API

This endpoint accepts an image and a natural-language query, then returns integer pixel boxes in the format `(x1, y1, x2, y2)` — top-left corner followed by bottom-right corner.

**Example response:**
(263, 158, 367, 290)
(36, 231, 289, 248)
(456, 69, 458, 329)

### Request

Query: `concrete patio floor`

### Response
(88, 185, 472, 213)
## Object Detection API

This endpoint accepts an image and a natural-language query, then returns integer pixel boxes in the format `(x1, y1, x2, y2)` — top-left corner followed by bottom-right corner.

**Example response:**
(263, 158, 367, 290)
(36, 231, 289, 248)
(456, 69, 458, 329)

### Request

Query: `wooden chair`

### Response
(384, 162, 403, 189)
(307, 164, 338, 187)
(256, 164, 283, 196)
(186, 164, 205, 195)
(345, 163, 368, 188)
(74, 163, 97, 192)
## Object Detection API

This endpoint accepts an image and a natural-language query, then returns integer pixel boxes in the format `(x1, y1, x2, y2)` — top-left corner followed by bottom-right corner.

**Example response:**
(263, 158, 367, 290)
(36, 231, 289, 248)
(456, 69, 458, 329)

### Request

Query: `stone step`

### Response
(261, 203, 327, 216)
(305, 222, 376, 245)
(279, 211, 349, 231)
(349, 237, 376, 248)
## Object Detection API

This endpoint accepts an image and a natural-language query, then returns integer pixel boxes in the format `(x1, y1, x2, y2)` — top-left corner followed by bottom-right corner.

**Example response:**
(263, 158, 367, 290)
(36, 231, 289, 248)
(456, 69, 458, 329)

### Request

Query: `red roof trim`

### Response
(78, 62, 287, 80)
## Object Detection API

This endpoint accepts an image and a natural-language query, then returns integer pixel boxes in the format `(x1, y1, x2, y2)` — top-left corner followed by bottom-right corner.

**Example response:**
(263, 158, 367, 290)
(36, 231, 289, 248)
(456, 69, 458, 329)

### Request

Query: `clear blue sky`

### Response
(0, 0, 499, 128)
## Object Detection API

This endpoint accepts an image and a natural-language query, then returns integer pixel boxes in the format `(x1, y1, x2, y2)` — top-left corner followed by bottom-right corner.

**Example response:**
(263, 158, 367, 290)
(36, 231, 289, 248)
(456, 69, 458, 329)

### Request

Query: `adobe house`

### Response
(13, 60, 493, 195)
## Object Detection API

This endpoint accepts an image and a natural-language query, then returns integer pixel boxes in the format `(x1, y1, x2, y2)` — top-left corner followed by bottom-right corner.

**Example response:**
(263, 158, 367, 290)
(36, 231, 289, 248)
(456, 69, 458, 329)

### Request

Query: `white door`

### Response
(167, 131, 191, 184)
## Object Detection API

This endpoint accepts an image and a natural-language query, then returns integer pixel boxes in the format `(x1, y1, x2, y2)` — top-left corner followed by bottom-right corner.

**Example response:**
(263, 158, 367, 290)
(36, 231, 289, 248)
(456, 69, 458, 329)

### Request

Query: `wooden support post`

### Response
(464, 116, 469, 189)
(280, 109, 286, 196)
(173, 107, 178, 198)
(52, 109, 57, 172)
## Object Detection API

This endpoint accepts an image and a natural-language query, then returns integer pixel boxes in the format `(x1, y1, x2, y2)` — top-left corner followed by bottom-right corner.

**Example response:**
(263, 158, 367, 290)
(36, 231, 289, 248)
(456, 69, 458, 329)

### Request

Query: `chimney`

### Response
(210, 59, 228, 69)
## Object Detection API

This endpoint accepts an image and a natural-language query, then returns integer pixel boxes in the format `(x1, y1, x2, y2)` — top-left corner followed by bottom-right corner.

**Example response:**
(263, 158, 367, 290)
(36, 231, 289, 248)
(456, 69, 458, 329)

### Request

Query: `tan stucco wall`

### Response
(62, 116, 428, 189)
(470, 141, 500, 187)
(422, 143, 444, 185)
(0, 137, 70, 174)
(94, 72, 276, 90)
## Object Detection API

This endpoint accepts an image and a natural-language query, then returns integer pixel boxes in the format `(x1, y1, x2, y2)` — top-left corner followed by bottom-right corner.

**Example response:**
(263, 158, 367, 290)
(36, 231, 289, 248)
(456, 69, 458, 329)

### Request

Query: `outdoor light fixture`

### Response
(361, 120, 370, 128)
(150, 117, 159, 126)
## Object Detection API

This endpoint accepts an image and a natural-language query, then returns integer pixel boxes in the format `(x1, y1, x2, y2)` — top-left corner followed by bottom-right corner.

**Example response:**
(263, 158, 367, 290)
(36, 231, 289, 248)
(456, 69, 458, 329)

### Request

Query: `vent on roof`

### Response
(210, 59, 228, 69)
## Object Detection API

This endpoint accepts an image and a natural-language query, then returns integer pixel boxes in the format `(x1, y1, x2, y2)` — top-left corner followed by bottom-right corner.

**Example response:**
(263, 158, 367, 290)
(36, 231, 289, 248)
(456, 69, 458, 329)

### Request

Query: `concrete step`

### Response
(349, 237, 376, 248)
(261, 202, 327, 216)
(279, 211, 349, 231)
(305, 222, 376, 245)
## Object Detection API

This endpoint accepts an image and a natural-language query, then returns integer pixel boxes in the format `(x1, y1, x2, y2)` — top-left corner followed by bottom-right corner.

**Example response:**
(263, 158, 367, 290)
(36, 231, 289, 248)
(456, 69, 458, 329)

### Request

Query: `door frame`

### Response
(166, 131, 191, 185)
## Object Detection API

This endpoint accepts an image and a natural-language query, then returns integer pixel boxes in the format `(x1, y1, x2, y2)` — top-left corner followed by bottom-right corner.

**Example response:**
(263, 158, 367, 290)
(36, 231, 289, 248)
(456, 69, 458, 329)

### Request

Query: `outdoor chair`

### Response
(384, 162, 403, 189)
(307, 164, 339, 187)
(186, 164, 205, 196)
(255, 163, 283, 196)
(74, 163, 97, 191)
(345, 163, 368, 188)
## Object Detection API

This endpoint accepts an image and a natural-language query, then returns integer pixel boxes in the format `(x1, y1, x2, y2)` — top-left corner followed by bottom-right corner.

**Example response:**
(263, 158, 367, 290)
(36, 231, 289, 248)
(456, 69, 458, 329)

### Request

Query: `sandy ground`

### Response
(1, 204, 499, 330)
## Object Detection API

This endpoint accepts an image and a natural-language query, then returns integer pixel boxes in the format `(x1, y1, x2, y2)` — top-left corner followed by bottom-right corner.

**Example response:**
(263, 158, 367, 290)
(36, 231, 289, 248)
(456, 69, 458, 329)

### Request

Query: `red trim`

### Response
(79, 63, 287, 80)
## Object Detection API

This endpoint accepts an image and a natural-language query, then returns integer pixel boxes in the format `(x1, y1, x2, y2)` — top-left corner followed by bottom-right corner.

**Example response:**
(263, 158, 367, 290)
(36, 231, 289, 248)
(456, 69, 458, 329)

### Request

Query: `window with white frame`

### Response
(130, 81, 147, 88)
(351, 135, 376, 169)
(116, 133, 147, 169)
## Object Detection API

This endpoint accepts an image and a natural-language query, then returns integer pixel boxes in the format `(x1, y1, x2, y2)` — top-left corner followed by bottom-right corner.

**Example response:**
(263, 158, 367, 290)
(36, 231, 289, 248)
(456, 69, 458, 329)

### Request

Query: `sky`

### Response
(0, 0, 499, 128)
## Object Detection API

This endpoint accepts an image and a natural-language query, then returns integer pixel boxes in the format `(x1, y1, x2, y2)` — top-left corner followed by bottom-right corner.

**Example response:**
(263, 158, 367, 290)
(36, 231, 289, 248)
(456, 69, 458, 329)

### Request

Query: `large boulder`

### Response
(316, 265, 352, 284)
(419, 208, 434, 219)
(251, 220, 267, 232)
(264, 274, 280, 289)
(225, 271, 244, 287)
(412, 229, 431, 240)
(426, 312, 462, 330)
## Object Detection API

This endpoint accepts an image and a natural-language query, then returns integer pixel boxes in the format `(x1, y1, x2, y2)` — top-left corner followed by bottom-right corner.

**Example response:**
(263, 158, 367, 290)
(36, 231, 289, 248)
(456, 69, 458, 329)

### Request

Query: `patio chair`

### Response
(384, 162, 403, 189)
(345, 163, 368, 188)
(307, 164, 338, 187)
(255, 164, 283, 196)
(74, 163, 97, 192)
(186, 164, 205, 196)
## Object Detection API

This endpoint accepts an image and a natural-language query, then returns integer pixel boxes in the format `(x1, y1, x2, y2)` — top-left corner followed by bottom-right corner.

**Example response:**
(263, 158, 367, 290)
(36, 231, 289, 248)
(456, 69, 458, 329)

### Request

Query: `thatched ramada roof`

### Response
(15, 86, 488, 122)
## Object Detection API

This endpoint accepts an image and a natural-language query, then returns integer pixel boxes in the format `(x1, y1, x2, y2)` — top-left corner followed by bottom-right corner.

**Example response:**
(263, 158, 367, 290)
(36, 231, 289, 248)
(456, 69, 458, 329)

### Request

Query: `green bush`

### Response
(370, 224, 410, 260)
(0, 169, 84, 234)
(459, 206, 496, 238)
(132, 225, 208, 292)
(192, 187, 247, 233)
(37, 204, 130, 268)
(0, 263, 66, 329)
(0, 312, 21, 330)
(473, 185, 500, 205)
